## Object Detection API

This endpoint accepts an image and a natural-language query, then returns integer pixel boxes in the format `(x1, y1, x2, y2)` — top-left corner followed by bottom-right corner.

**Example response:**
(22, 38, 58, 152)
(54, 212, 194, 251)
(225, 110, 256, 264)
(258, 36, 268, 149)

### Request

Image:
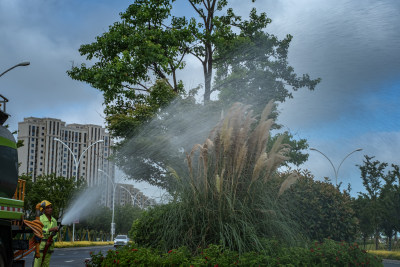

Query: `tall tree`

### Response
(68, 0, 319, 190)
(379, 164, 400, 251)
(357, 155, 387, 250)
(352, 195, 374, 249)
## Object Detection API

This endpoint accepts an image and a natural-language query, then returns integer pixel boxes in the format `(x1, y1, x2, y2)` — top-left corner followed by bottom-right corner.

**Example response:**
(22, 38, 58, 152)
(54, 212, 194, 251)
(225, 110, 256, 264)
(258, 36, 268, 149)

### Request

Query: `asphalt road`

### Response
(384, 259, 400, 267)
(23, 245, 115, 267)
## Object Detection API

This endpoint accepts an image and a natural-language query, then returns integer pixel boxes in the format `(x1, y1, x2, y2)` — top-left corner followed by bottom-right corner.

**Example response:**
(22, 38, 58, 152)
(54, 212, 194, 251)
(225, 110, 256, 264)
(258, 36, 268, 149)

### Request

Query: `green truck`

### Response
(0, 94, 29, 267)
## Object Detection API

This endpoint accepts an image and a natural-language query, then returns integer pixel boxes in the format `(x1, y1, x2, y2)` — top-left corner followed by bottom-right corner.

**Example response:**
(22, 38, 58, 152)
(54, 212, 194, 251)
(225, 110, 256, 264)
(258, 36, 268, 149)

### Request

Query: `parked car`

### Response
(114, 235, 129, 247)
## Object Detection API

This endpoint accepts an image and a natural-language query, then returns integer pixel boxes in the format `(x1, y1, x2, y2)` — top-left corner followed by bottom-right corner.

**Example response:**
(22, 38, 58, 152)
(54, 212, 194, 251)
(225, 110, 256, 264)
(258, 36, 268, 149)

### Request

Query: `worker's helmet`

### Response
(36, 200, 52, 212)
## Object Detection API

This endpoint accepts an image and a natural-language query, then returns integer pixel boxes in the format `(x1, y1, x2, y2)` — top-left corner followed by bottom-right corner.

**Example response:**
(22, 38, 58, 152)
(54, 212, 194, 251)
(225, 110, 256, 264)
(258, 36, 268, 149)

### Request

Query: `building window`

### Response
(31, 138, 34, 141)
(30, 162, 33, 165)
(31, 149, 34, 153)
(63, 171, 66, 175)
(31, 144, 34, 147)
(30, 168, 33, 171)
(41, 144, 43, 147)
(40, 162, 42, 165)
(30, 156, 34, 159)
(74, 149, 77, 153)
(40, 168, 42, 171)
(63, 165, 66, 169)
(41, 151, 43, 154)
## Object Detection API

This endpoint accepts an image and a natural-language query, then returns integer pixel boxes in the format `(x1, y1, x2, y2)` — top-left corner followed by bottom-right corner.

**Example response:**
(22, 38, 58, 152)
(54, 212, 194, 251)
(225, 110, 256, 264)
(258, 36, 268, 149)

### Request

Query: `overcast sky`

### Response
(1, 0, 399, 196)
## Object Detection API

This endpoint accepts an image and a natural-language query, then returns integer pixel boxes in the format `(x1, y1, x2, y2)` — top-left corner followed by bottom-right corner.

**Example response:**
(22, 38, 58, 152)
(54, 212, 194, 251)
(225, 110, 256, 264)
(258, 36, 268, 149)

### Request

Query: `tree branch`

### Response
(189, 0, 206, 21)
(122, 85, 149, 92)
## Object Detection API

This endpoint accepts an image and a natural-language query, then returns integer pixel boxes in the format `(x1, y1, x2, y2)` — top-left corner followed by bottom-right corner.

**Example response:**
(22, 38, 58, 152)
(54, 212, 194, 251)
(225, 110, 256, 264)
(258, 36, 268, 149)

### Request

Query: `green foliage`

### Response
(105, 79, 179, 138)
(78, 205, 112, 233)
(21, 173, 86, 220)
(280, 171, 358, 242)
(357, 155, 388, 250)
(79, 204, 143, 235)
(214, 8, 320, 114)
(353, 156, 400, 251)
(267, 131, 309, 167)
(114, 205, 143, 234)
(352, 195, 375, 247)
(86, 240, 382, 266)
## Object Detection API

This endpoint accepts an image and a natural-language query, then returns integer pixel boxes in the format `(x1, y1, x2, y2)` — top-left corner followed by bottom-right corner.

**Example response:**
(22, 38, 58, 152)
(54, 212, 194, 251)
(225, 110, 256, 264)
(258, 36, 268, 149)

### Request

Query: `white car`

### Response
(114, 235, 129, 247)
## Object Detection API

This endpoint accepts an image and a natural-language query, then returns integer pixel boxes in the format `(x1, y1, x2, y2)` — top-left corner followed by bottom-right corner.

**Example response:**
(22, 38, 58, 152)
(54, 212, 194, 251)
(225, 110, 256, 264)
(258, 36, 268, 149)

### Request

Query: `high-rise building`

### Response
(17, 117, 115, 207)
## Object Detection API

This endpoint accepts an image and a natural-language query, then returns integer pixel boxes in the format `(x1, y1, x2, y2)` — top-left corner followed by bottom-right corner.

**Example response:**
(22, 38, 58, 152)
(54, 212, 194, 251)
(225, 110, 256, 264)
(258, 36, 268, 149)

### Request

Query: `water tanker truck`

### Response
(0, 94, 40, 267)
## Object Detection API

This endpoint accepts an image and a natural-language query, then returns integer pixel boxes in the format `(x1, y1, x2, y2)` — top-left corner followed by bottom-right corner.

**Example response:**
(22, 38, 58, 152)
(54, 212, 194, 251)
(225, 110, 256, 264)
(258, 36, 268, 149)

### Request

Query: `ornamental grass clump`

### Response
(131, 101, 301, 253)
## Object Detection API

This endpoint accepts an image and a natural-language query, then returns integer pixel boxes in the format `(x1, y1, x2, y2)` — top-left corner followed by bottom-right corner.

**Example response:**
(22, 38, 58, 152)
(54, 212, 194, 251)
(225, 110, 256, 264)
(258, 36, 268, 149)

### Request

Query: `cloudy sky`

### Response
(1, 0, 399, 196)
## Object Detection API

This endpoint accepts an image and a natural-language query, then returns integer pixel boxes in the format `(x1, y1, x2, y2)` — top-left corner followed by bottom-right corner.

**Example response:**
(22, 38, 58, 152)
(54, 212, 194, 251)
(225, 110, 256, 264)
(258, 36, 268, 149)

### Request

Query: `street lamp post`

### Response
(54, 138, 104, 242)
(0, 62, 30, 78)
(98, 169, 117, 241)
(310, 148, 363, 186)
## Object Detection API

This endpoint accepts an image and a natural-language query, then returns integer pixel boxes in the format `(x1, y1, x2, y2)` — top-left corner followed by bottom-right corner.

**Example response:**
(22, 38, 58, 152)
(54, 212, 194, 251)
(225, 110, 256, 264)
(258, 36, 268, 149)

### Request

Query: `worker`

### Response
(34, 200, 58, 267)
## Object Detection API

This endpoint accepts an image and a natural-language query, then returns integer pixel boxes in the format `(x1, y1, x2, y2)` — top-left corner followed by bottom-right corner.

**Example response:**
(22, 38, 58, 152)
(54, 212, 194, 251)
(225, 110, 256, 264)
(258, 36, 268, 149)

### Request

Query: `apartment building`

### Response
(17, 117, 114, 207)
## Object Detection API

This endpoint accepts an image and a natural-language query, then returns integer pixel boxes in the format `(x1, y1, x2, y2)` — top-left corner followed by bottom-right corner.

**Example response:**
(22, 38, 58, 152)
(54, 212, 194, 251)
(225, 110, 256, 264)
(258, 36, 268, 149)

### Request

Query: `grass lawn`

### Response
(55, 241, 113, 248)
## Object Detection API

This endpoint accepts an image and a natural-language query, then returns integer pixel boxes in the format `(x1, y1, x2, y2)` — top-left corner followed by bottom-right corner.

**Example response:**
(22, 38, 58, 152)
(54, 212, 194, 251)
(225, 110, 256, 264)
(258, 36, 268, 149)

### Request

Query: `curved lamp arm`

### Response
(0, 62, 30, 78)
(119, 185, 139, 206)
(54, 137, 78, 172)
(77, 140, 104, 169)
(337, 148, 363, 178)
(310, 147, 337, 180)
(98, 168, 115, 188)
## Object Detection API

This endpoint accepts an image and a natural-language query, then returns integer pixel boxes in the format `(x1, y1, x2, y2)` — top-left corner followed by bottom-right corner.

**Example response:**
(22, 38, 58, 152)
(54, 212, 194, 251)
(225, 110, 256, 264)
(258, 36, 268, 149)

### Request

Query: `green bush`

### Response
(86, 239, 383, 266)
(280, 174, 358, 242)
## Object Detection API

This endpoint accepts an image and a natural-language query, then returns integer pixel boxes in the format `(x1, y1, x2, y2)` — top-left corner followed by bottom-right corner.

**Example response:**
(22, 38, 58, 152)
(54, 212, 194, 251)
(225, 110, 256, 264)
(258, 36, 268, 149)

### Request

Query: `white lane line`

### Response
(65, 260, 74, 262)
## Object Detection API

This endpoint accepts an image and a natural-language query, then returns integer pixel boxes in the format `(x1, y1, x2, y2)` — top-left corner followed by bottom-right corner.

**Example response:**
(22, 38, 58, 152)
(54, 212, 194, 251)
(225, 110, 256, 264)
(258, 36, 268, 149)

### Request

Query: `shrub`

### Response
(280, 173, 358, 242)
(86, 240, 383, 266)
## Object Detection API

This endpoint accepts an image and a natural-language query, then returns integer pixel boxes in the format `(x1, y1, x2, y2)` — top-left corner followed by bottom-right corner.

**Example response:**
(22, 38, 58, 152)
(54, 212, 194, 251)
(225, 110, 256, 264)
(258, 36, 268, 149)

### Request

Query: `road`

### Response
(384, 259, 400, 267)
(23, 245, 114, 267)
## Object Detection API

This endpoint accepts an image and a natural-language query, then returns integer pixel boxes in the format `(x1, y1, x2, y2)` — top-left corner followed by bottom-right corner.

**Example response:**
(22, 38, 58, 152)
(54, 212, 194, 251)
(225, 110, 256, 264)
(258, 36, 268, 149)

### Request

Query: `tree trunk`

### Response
(375, 230, 379, 250)
(363, 236, 366, 250)
(203, 44, 213, 103)
(389, 235, 392, 251)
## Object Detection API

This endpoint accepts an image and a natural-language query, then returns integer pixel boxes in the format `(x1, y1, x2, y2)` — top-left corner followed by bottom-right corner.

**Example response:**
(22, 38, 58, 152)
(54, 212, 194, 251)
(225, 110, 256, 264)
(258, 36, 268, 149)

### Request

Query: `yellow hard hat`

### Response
(37, 200, 52, 212)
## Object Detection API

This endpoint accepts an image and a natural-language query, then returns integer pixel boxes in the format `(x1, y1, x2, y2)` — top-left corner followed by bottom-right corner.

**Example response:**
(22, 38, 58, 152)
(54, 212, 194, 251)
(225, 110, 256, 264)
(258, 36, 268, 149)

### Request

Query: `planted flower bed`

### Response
(85, 239, 382, 266)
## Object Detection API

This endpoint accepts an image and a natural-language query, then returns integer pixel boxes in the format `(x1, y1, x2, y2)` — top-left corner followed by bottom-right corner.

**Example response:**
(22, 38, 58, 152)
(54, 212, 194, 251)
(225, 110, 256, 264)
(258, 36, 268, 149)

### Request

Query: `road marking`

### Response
(65, 260, 74, 263)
